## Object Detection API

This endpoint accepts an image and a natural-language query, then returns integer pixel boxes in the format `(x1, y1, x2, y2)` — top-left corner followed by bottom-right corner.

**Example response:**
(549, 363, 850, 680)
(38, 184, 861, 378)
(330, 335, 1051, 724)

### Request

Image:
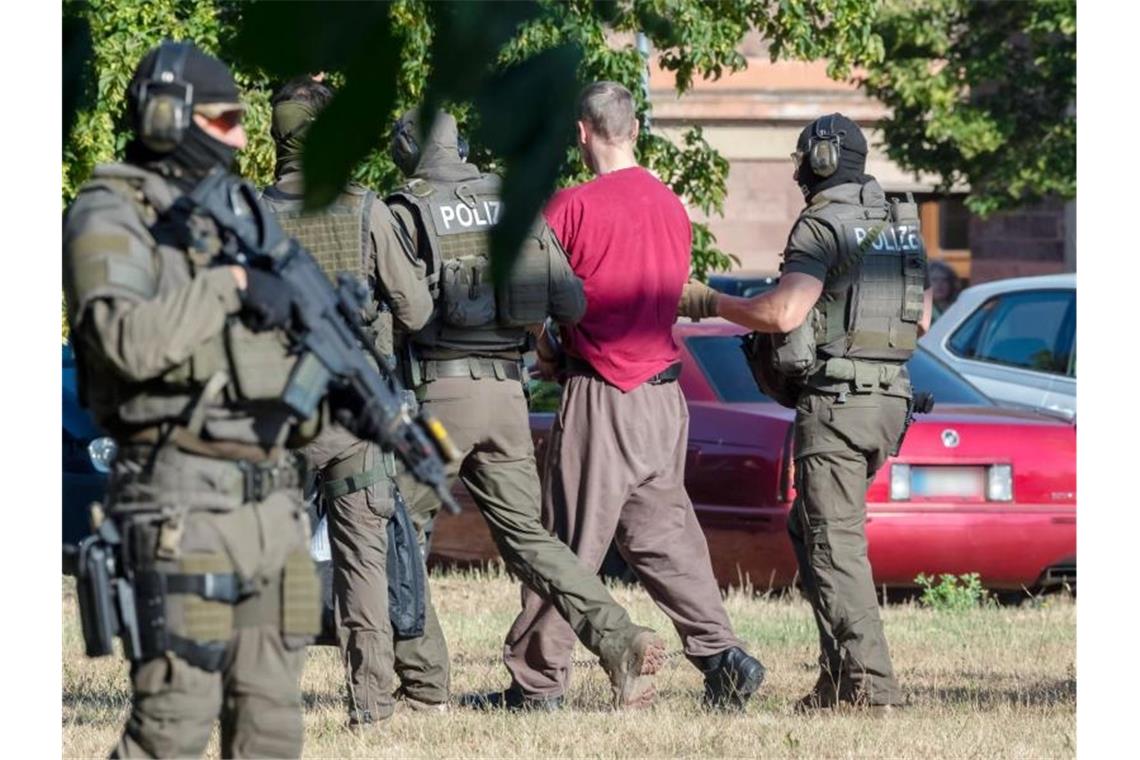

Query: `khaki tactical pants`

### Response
(107, 446, 316, 759)
(301, 426, 449, 725)
(788, 390, 907, 706)
(504, 376, 743, 698)
(395, 375, 643, 680)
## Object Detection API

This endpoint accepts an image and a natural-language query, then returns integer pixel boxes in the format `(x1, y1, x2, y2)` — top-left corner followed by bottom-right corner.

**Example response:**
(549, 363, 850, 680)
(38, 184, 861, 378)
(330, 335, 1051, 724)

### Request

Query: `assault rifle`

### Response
(173, 169, 461, 513)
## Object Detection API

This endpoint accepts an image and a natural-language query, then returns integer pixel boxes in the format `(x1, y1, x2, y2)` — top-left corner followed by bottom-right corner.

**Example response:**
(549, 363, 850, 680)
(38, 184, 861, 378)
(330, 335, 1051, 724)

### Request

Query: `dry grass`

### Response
(63, 566, 1075, 759)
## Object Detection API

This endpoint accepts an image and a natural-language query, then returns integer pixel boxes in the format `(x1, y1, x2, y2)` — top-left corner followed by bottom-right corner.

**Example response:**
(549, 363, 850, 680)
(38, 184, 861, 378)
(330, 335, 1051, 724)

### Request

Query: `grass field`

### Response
(63, 566, 1075, 758)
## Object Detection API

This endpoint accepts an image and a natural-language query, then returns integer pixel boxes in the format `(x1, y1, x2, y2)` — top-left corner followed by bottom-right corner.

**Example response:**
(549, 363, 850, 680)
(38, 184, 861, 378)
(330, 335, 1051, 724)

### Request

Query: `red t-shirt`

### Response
(544, 166, 692, 392)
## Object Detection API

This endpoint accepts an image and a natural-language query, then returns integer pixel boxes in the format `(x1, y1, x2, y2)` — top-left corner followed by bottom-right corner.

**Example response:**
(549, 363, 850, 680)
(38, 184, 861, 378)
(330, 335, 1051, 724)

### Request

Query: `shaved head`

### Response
(577, 81, 637, 144)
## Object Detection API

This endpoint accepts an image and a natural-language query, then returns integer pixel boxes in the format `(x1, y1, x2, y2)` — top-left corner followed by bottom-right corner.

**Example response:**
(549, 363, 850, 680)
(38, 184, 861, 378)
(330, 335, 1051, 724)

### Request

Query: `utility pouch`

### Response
(496, 233, 551, 327)
(178, 553, 236, 643)
(901, 250, 926, 323)
(224, 319, 297, 401)
(281, 550, 322, 639)
(740, 332, 803, 409)
(771, 315, 817, 378)
(387, 488, 426, 639)
(892, 194, 926, 325)
(441, 255, 496, 327)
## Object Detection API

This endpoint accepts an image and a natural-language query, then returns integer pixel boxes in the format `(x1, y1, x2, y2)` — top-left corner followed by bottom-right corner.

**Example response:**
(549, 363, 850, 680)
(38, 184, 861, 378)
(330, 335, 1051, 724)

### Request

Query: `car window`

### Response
(905, 348, 992, 405)
(686, 335, 991, 406)
(948, 289, 1075, 376)
(947, 300, 991, 356)
(685, 335, 771, 403)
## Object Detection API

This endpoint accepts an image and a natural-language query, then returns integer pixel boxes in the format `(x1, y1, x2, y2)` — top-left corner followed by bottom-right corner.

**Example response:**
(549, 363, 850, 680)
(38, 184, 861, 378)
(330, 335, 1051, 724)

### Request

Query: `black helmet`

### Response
(126, 41, 243, 153)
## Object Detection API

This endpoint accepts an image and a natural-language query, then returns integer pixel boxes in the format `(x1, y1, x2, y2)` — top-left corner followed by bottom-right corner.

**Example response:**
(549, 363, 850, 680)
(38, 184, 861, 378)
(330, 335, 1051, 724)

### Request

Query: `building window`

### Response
(939, 196, 971, 250)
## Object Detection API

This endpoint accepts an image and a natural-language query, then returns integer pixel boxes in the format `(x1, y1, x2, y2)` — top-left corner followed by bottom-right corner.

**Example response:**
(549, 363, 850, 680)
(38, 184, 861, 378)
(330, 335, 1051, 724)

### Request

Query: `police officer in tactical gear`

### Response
(63, 42, 324, 757)
(387, 108, 669, 711)
(680, 113, 933, 712)
(260, 78, 444, 728)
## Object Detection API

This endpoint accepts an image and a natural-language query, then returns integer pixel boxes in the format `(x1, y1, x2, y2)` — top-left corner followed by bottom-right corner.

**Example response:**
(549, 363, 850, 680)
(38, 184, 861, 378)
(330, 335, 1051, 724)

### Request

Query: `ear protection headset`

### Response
(808, 114, 845, 179)
(391, 117, 470, 170)
(136, 41, 193, 153)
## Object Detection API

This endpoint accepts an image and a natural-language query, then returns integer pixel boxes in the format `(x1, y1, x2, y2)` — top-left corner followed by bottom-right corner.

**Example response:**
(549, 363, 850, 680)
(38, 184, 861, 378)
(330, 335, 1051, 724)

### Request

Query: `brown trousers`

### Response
(301, 425, 449, 724)
(504, 375, 742, 698)
(395, 375, 644, 685)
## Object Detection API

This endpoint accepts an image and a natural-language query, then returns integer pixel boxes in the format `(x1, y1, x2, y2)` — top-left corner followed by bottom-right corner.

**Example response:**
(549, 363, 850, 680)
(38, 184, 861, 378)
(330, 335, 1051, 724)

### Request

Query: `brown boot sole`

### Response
(612, 632, 667, 709)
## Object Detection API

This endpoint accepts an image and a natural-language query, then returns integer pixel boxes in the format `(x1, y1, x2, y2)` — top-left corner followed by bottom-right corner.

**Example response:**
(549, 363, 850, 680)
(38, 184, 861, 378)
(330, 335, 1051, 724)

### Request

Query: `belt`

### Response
(422, 357, 523, 382)
(112, 444, 303, 504)
(566, 357, 682, 386)
(235, 459, 303, 503)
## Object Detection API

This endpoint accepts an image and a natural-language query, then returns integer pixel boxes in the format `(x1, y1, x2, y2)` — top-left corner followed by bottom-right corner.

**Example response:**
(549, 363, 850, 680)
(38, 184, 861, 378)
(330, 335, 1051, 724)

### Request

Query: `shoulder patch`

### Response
(64, 203, 159, 305)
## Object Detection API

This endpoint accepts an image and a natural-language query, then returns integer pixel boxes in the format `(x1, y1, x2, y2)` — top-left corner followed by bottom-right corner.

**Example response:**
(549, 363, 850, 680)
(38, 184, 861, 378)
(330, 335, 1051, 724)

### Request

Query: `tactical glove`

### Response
(677, 279, 720, 321)
(241, 268, 297, 331)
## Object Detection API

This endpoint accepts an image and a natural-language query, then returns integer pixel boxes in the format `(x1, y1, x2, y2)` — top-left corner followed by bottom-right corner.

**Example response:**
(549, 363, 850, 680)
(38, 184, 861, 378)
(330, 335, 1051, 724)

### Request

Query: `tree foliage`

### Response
(63, 0, 884, 280)
(858, 0, 1076, 215)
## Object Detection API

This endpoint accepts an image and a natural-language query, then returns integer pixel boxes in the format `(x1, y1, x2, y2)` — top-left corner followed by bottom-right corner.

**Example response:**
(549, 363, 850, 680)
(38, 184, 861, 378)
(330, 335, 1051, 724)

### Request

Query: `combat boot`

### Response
(347, 708, 390, 734)
(457, 684, 564, 712)
(395, 688, 449, 714)
(599, 626, 667, 709)
(793, 672, 900, 715)
(696, 646, 766, 711)
(792, 672, 844, 713)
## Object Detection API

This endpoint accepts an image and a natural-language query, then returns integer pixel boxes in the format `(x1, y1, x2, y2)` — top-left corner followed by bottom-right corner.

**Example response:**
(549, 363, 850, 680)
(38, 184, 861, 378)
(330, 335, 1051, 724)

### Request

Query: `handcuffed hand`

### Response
(677, 279, 720, 321)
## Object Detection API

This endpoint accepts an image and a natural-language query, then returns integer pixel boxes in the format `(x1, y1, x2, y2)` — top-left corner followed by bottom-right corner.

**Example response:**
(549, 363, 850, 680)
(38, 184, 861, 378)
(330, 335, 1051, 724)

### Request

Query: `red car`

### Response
(429, 320, 1076, 592)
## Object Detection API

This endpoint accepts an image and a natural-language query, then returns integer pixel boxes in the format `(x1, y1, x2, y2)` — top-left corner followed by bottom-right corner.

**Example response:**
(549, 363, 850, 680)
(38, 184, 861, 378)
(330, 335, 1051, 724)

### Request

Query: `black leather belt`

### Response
(423, 357, 523, 382)
(566, 357, 683, 386)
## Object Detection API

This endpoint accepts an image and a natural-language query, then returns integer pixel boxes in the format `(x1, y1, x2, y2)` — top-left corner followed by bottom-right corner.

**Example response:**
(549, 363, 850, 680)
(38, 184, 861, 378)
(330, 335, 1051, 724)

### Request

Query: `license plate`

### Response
(909, 466, 986, 498)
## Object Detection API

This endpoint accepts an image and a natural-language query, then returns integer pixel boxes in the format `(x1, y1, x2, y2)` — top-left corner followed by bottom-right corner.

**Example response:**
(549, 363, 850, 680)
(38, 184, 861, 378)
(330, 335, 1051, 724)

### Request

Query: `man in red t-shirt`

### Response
(500, 82, 765, 710)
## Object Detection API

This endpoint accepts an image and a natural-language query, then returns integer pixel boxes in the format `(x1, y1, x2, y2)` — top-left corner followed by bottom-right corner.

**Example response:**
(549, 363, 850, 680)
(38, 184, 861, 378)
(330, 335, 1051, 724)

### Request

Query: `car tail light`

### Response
(987, 464, 1013, 501)
(779, 426, 795, 503)
(890, 464, 911, 501)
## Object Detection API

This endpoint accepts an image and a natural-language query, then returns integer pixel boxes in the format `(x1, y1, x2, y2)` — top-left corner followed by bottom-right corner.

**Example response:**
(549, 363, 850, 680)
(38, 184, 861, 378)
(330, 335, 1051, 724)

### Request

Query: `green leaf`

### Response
(63, 11, 93, 145)
(234, 1, 401, 210)
(475, 44, 583, 283)
(233, 0, 389, 77)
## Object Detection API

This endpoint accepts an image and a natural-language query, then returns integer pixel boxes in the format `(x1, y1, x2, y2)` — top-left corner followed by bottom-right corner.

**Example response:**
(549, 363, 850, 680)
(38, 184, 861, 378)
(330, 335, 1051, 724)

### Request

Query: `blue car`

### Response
(62, 344, 115, 548)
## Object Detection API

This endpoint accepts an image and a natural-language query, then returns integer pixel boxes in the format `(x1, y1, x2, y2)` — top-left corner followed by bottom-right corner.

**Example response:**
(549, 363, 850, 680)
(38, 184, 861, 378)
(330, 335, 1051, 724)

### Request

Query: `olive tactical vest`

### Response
(64, 164, 311, 437)
(387, 174, 528, 354)
(260, 182, 393, 357)
(804, 193, 927, 363)
(260, 183, 372, 283)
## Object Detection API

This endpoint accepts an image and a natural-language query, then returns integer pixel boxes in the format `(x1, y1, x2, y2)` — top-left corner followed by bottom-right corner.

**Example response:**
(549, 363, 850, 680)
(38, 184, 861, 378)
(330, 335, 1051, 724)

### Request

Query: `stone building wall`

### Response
(646, 51, 1075, 284)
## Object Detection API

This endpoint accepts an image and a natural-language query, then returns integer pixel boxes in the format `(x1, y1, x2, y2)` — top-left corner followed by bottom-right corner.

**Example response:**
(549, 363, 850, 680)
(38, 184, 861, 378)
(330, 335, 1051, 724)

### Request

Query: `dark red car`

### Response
(429, 320, 1076, 592)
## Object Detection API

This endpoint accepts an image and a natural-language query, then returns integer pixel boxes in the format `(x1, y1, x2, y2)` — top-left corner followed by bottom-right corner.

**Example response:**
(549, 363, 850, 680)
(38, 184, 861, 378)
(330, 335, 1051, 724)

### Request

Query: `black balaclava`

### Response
(270, 77, 335, 178)
(794, 113, 873, 201)
(124, 43, 244, 190)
